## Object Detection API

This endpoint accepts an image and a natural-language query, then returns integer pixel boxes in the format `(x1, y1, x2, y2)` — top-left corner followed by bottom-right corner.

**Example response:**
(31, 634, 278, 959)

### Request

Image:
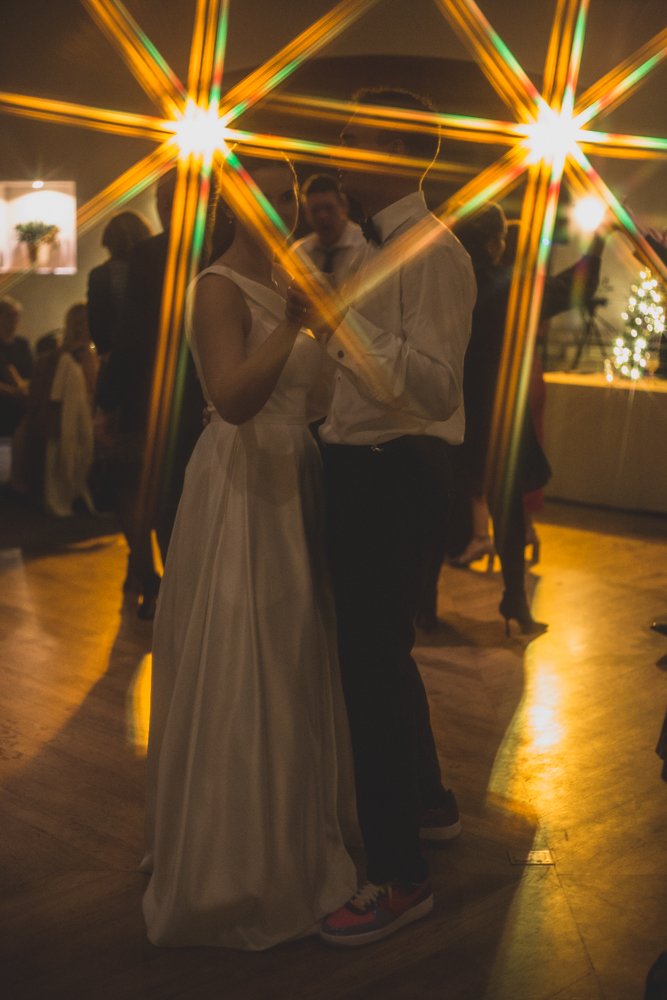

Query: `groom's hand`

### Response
(286, 280, 346, 344)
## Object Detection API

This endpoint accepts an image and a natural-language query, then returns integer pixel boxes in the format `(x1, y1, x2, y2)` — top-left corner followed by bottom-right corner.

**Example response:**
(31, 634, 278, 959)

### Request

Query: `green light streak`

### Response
(209, 0, 230, 108)
(107, 0, 186, 97)
(576, 52, 664, 126)
(224, 148, 289, 235)
(580, 129, 667, 153)
(226, 57, 303, 122)
(563, 1, 589, 115)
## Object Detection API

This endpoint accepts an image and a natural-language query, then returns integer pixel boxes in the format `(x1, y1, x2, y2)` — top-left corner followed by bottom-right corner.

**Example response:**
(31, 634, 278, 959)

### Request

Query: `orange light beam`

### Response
(187, 0, 229, 109)
(578, 129, 667, 158)
(77, 141, 177, 236)
(486, 156, 564, 516)
(226, 128, 476, 181)
(136, 0, 231, 555)
(309, 144, 530, 338)
(136, 154, 212, 542)
(145, 0, 231, 532)
(211, 150, 380, 386)
(441, 144, 531, 224)
(263, 92, 527, 147)
(433, 0, 540, 123)
(82, 0, 186, 120)
(566, 149, 667, 282)
(574, 27, 667, 127)
(217, 152, 341, 320)
(542, 0, 588, 115)
(0, 91, 170, 142)
(220, 0, 381, 122)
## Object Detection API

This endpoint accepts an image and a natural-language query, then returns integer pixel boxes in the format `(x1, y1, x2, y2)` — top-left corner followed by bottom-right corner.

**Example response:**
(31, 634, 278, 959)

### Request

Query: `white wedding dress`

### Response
(142, 266, 356, 949)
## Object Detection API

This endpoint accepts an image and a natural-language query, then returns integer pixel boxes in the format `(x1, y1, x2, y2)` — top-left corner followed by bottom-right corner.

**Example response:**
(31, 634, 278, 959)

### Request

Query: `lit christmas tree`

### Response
(613, 270, 665, 380)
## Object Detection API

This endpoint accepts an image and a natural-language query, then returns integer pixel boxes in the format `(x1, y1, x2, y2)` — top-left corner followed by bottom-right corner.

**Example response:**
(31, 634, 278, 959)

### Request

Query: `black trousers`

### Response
(323, 437, 447, 884)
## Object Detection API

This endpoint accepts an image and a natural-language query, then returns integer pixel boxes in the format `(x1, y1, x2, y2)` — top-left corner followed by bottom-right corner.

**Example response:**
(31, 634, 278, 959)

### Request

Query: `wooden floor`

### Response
(1, 490, 666, 1000)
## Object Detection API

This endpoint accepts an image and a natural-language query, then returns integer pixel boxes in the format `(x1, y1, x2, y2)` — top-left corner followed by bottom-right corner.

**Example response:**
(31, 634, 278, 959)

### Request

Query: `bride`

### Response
(141, 155, 356, 949)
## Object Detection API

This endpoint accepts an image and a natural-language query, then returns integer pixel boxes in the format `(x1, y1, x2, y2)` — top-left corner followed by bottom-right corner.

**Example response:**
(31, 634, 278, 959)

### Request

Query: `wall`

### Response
(6, 189, 158, 347)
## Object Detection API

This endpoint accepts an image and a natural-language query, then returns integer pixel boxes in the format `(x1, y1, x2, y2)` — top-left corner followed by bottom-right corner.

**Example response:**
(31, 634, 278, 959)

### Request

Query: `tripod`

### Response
(569, 296, 614, 371)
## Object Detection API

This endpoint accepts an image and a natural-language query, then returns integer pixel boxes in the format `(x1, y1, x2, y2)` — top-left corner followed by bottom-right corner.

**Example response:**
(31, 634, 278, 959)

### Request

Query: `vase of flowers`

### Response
(15, 220, 60, 265)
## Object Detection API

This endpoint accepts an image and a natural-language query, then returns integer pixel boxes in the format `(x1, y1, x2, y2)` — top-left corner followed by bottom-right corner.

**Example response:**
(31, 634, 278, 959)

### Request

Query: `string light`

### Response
(614, 269, 666, 380)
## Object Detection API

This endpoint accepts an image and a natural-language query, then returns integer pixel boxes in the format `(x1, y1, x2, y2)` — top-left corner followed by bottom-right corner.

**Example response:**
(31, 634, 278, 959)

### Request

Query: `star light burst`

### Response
(1, 0, 665, 525)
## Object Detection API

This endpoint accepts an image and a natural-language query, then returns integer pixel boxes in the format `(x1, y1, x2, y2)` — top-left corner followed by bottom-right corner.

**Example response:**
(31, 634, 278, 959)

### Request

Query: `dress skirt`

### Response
(142, 412, 356, 949)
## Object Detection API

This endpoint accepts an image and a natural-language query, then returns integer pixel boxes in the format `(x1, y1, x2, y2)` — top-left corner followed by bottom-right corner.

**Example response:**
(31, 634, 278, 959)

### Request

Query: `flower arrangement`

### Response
(15, 220, 60, 264)
(15, 220, 60, 245)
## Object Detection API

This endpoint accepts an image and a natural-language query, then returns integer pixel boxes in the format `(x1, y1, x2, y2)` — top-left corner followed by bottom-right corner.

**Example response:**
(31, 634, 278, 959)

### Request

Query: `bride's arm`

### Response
(192, 273, 301, 425)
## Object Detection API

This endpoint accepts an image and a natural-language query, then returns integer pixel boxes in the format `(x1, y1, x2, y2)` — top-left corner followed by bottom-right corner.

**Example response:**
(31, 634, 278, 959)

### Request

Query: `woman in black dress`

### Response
(453, 203, 608, 634)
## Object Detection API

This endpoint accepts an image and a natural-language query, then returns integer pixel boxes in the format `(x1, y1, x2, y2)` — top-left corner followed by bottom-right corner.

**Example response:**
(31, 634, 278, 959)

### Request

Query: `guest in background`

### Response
(450, 220, 545, 571)
(95, 170, 204, 619)
(12, 302, 97, 516)
(293, 174, 365, 289)
(451, 203, 610, 635)
(0, 296, 33, 438)
(34, 331, 61, 357)
(87, 211, 153, 359)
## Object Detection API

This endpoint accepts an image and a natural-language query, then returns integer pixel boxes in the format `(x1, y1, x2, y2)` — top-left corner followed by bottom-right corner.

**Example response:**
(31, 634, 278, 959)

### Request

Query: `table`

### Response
(543, 371, 667, 514)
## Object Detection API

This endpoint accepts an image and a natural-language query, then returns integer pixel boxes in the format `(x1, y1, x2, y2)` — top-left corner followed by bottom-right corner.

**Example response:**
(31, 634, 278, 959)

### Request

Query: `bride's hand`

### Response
(285, 283, 313, 326)
(285, 280, 345, 343)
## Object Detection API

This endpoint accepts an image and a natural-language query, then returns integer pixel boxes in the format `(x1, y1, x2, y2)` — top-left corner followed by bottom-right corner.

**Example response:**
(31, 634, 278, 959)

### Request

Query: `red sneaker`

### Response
(319, 879, 434, 947)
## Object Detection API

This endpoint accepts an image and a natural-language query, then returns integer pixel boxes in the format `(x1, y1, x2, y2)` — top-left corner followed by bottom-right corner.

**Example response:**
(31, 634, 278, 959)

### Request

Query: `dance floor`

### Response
(1, 490, 666, 1000)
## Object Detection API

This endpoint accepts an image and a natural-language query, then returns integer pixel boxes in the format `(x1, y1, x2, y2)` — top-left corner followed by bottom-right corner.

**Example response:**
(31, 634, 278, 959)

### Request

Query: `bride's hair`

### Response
(205, 150, 297, 266)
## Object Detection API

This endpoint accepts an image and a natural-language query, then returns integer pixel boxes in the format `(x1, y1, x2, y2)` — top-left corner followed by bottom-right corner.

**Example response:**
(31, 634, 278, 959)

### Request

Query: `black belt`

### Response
(323, 435, 417, 454)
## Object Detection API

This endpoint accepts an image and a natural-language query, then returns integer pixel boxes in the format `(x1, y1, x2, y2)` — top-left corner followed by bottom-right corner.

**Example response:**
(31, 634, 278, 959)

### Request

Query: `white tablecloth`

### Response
(543, 372, 667, 514)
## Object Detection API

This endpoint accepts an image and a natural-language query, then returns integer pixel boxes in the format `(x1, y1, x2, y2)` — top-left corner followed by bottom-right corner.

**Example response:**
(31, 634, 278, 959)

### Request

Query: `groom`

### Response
(288, 87, 476, 946)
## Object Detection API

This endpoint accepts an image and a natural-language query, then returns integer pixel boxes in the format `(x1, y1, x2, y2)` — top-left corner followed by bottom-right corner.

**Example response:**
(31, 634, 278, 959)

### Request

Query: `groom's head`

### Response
(339, 88, 440, 214)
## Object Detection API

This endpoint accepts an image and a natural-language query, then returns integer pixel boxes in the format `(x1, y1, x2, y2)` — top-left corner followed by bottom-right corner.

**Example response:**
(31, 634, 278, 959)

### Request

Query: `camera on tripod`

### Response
(584, 295, 608, 315)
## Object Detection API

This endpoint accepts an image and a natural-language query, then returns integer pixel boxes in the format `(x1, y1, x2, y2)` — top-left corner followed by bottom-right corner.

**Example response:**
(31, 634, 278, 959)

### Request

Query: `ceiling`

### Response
(0, 0, 664, 337)
(1, 0, 665, 205)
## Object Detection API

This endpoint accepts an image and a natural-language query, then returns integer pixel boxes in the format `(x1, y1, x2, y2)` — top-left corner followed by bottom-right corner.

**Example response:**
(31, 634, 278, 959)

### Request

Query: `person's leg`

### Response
(491, 483, 547, 635)
(114, 455, 160, 614)
(414, 439, 451, 628)
(450, 494, 495, 568)
(492, 485, 526, 610)
(324, 440, 442, 884)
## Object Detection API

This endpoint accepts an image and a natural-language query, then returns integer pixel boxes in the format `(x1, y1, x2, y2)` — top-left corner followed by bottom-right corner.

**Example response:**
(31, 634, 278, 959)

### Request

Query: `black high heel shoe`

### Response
(499, 594, 548, 637)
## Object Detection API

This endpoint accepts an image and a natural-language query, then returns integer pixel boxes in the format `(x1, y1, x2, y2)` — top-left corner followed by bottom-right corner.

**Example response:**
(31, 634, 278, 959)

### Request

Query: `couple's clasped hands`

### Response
(284, 276, 347, 344)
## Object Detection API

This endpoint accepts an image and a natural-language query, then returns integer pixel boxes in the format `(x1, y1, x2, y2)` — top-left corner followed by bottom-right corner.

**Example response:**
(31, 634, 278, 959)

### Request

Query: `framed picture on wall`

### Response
(0, 180, 76, 274)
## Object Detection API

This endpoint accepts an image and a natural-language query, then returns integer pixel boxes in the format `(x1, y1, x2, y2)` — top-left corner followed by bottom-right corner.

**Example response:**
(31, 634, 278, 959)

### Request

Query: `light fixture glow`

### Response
(172, 98, 228, 160)
(31, 180, 44, 189)
(571, 195, 606, 232)
(523, 104, 579, 164)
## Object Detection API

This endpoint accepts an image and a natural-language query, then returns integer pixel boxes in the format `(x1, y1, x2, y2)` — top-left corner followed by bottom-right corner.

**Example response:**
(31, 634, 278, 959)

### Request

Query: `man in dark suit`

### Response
(0, 296, 33, 437)
(96, 171, 204, 617)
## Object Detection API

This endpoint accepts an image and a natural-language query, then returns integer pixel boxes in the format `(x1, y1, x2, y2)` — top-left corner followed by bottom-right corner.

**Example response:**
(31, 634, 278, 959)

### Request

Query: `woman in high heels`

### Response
(453, 203, 610, 636)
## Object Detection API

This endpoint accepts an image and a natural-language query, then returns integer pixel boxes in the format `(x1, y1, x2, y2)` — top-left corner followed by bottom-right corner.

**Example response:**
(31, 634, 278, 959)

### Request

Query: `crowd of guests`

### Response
(1, 209, 155, 523)
(0, 161, 619, 632)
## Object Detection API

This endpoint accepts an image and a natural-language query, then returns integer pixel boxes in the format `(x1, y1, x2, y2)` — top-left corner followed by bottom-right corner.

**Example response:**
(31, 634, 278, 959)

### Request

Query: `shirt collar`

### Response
(371, 190, 427, 245)
(316, 220, 360, 252)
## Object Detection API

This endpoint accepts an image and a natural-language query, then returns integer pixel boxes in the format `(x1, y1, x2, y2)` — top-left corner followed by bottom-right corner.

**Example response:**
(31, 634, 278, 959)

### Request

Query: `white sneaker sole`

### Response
(419, 818, 462, 842)
(319, 893, 434, 948)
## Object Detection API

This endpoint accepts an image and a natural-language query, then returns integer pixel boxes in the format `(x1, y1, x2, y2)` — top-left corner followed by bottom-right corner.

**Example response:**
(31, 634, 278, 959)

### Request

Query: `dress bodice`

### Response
(187, 265, 324, 424)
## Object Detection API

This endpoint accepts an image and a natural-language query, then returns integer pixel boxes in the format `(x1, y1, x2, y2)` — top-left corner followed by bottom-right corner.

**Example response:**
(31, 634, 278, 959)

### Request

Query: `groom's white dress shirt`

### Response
(319, 191, 476, 446)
